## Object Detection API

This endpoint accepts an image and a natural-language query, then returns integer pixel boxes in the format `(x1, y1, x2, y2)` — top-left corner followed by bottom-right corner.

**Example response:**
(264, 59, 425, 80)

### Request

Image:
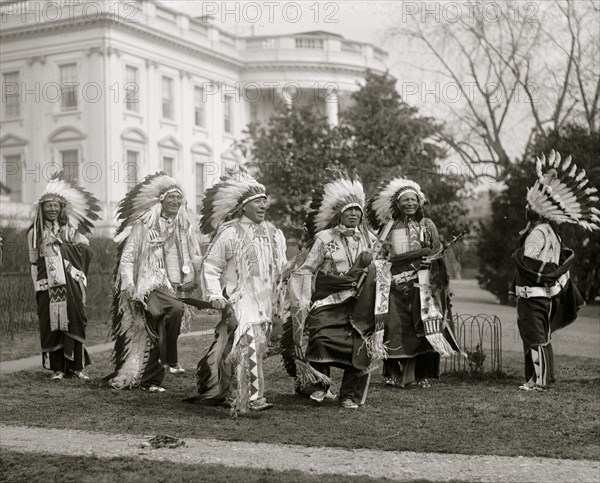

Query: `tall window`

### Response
(2, 72, 20, 118)
(2, 154, 22, 202)
(125, 65, 139, 112)
(61, 149, 79, 185)
(125, 150, 139, 189)
(162, 156, 173, 176)
(60, 63, 78, 111)
(223, 94, 233, 134)
(162, 76, 173, 119)
(194, 86, 205, 128)
(195, 162, 204, 212)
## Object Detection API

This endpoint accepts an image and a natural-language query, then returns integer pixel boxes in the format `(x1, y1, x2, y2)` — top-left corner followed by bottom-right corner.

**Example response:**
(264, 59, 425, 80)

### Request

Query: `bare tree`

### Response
(391, 0, 599, 179)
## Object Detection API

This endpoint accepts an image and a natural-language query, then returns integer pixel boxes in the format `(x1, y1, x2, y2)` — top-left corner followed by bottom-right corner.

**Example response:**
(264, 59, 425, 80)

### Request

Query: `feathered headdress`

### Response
(526, 150, 600, 231)
(304, 168, 366, 245)
(200, 165, 266, 235)
(32, 171, 101, 248)
(113, 172, 185, 243)
(366, 177, 427, 229)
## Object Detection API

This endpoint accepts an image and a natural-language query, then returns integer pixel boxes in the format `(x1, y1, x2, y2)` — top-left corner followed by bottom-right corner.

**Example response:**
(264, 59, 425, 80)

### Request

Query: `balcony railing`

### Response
(295, 38, 324, 49)
(341, 41, 361, 53)
(189, 20, 209, 37)
(246, 38, 276, 50)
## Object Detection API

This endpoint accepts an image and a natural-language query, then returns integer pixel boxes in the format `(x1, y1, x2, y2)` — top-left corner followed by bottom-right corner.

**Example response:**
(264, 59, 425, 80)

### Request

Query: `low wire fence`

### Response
(0, 271, 114, 340)
(443, 313, 503, 376)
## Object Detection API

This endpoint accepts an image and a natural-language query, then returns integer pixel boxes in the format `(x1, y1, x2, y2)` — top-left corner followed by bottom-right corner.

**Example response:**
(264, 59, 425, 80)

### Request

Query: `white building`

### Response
(0, 0, 387, 233)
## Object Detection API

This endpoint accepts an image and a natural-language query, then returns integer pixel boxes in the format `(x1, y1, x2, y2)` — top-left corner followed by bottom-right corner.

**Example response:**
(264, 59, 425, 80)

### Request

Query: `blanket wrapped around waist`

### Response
(306, 254, 372, 371)
(36, 242, 92, 347)
(282, 252, 373, 389)
(511, 246, 583, 335)
(352, 248, 459, 360)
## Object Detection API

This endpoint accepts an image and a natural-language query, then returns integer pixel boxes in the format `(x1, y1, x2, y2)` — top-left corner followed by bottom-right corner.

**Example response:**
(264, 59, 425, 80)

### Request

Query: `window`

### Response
(125, 65, 139, 112)
(223, 95, 233, 134)
(2, 154, 22, 202)
(60, 63, 78, 111)
(162, 156, 173, 176)
(195, 162, 204, 213)
(2, 72, 20, 118)
(194, 86, 205, 128)
(295, 38, 324, 49)
(162, 76, 173, 119)
(125, 150, 139, 189)
(61, 149, 79, 185)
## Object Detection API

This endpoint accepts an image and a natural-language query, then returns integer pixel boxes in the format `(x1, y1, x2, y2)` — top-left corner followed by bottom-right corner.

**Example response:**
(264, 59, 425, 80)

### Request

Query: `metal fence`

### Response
(443, 313, 503, 375)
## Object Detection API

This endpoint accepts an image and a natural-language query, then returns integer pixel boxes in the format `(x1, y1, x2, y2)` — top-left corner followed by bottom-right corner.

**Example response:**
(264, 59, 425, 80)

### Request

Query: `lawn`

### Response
(0, 312, 219, 362)
(1, 336, 599, 461)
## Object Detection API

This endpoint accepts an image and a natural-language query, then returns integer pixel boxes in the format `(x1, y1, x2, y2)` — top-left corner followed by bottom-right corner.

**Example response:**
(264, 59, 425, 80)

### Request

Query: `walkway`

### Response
(2, 425, 598, 482)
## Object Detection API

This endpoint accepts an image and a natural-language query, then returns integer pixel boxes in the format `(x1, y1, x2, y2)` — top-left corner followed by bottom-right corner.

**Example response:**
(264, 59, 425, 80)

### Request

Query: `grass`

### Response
(2, 337, 599, 461)
(0, 450, 402, 483)
(0, 312, 219, 362)
(0, 326, 106, 362)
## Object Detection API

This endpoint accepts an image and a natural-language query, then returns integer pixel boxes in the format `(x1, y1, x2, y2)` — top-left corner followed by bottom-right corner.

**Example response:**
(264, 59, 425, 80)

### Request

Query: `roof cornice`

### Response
(0, 13, 243, 70)
(242, 63, 386, 76)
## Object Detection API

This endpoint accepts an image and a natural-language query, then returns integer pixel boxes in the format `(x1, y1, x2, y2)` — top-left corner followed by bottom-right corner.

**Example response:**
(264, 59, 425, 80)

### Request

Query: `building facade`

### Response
(0, 0, 387, 233)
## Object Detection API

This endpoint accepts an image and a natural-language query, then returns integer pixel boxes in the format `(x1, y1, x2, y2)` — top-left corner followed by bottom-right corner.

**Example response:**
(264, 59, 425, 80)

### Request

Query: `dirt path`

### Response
(2, 424, 598, 482)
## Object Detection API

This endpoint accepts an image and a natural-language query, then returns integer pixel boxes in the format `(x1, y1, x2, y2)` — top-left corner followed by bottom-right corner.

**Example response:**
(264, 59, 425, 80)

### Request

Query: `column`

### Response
(325, 89, 338, 127)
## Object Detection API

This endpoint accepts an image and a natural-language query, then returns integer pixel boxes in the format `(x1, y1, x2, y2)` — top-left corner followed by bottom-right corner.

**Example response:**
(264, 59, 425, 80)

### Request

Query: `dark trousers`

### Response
(524, 343, 555, 385)
(311, 362, 370, 404)
(141, 288, 184, 387)
(45, 337, 88, 373)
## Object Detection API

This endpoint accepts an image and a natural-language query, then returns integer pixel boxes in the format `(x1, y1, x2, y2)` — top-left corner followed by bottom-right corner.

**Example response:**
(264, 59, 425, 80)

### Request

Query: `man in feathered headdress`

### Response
(27, 172, 101, 381)
(106, 172, 202, 392)
(286, 169, 377, 409)
(511, 150, 597, 391)
(187, 166, 286, 413)
(353, 176, 459, 389)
